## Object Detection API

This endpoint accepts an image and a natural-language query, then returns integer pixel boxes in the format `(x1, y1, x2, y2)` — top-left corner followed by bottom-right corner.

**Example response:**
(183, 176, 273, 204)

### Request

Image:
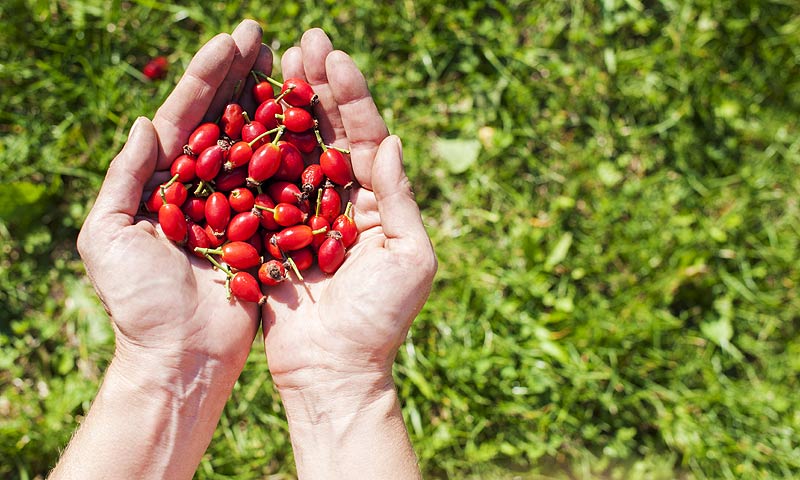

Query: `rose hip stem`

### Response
(159, 173, 181, 204)
(257, 73, 287, 90)
(250, 74, 294, 102)
(193, 180, 215, 197)
(194, 249, 232, 276)
(285, 256, 303, 282)
(246, 126, 281, 147)
(313, 127, 351, 154)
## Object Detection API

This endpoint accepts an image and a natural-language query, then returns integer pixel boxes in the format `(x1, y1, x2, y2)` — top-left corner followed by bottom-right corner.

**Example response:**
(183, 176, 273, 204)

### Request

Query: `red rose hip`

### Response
(219, 241, 261, 270)
(258, 259, 287, 286)
(205, 192, 231, 234)
(187, 122, 220, 155)
(281, 78, 319, 107)
(227, 211, 261, 242)
(318, 233, 346, 274)
(158, 203, 188, 244)
(230, 271, 266, 304)
(331, 202, 358, 248)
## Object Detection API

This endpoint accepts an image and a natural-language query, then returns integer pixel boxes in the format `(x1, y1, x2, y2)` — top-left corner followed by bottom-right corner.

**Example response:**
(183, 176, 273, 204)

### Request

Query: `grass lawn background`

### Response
(1, 1, 799, 478)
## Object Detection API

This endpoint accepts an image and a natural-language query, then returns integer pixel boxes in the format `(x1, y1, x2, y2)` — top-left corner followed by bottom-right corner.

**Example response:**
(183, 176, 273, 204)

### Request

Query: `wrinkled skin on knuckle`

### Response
(392, 240, 437, 287)
(423, 247, 439, 283)
(398, 174, 415, 198)
(76, 218, 95, 263)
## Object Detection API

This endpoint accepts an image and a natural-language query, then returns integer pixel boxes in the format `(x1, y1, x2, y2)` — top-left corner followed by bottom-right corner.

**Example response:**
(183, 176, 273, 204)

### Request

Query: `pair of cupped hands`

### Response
(78, 21, 436, 404)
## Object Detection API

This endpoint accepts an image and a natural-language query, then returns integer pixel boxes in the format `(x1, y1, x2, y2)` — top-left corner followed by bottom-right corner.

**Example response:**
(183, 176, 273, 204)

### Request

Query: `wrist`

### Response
(275, 369, 396, 426)
(276, 371, 422, 480)
(112, 337, 244, 399)
(51, 347, 239, 479)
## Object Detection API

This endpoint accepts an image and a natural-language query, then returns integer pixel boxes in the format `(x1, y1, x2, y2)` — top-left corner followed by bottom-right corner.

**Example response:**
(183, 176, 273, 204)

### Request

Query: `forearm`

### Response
(50, 348, 238, 479)
(279, 373, 422, 480)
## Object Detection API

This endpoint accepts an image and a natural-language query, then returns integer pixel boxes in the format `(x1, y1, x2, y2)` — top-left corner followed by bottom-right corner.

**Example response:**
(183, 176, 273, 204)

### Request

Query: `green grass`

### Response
(2, 0, 800, 478)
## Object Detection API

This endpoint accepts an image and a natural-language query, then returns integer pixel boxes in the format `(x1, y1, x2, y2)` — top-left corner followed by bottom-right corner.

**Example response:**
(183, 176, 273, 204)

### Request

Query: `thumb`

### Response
(91, 117, 159, 226)
(371, 135, 430, 251)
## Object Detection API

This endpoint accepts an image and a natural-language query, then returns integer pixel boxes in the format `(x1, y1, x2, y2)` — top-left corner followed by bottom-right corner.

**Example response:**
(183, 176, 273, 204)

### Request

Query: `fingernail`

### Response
(129, 117, 145, 140)
(393, 135, 403, 162)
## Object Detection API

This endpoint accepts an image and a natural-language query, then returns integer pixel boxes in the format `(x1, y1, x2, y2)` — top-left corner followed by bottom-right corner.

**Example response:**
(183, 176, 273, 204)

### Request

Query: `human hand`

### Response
(256, 34, 434, 480)
(78, 21, 269, 380)
(56, 21, 276, 479)
(261, 28, 437, 403)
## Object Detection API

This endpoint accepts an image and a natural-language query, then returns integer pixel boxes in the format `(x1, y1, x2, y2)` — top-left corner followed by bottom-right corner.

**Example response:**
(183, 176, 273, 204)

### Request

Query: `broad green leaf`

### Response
(701, 317, 743, 360)
(597, 161, 623, 186)
(544, 232, 573, 271)
(433, 138, 481, 174)
(0, 181, 47, 220)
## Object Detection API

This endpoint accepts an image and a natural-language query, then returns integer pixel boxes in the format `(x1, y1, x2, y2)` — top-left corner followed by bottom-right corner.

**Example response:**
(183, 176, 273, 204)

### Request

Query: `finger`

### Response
(299, 29, 345, 145)
(280, 46, 305, 81)
(325, 50, 389, 190)
(241, 44, 274, 115)
(371, 136, 429, 249)
(204, 20, 264, 123)
(152, 33, 237, 170)
(91, 118, 159, 228)
(143, 170, 173, 195)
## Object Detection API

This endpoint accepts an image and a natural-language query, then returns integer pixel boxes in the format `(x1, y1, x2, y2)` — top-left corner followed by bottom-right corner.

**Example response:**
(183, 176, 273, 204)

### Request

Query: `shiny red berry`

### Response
(247, 142, 281, 186)
(331, 202, 358, 248)
(281, 78, 319, 107)
(195, 145, 225, 181)
(254, 99, 282, 130)
(288, 246, 314, 271)
(318, 232, 346, 274)
(213, 166, 248, 192)
(264, 232, 284, 260)
(158, 203, 188, 244)
(283, 129, 318, 153)
(227, 211, 261, 242)
(319, 183, 341, 224)
(307, 214, 330, 249)
(266, 181, 302, 205)
(220, 241, 261, 270)
(187, 123, 220, 156)
(258, 259, 287, 286)
(205, 192, 231, 234)
(253, 80, 274, 104)
(278, 107, 315, 133)
(301, 164, 324, 193)
(186, 221, 212, 256)
(229, 188, 255, 212)
(273, 141, 304, 182)
(320, 148, 353, 186)
(220, 103, 245, 139)
(230, 271, 266, 304)
(241, 118, 268, 148)
(262, 202, 306, 227)
(274, 225, 327, 251)
(170, 154, 196, 182)
(182, 196, 206, 223)
(145, 181, 187, 212)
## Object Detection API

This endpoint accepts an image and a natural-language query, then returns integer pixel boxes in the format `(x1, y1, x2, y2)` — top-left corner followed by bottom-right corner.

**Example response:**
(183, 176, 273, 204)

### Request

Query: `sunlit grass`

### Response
(1, 0, 799, 478)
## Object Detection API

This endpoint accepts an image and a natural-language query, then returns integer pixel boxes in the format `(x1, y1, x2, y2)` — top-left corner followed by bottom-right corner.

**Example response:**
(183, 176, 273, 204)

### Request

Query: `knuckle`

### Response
(398, 175, 415, 199)
(397, 242, 438, 281)
(76, 216, 98, 261)
(422, 248, 439, 281)
(76, 225, 91, 260)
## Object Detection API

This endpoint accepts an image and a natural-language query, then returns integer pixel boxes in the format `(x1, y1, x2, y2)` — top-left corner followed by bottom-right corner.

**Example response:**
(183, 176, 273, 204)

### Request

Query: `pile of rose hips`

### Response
(148, 72, 358, 304)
